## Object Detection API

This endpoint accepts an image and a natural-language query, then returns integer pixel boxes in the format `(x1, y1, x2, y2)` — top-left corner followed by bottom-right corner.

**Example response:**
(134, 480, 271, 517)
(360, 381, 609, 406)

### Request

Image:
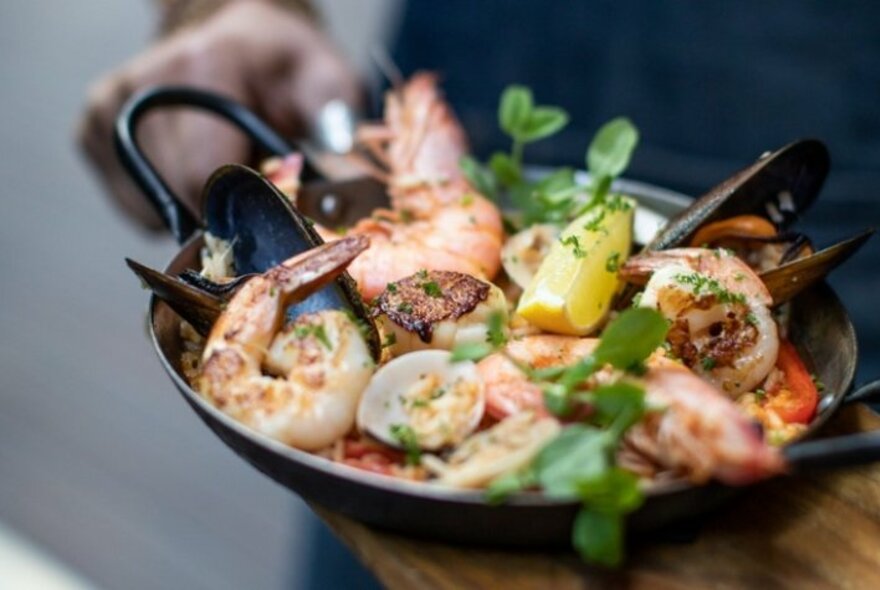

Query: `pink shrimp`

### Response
(332, 73, 503, 300)
(622, 367, 785, 485)
(477, 335, 784, 485)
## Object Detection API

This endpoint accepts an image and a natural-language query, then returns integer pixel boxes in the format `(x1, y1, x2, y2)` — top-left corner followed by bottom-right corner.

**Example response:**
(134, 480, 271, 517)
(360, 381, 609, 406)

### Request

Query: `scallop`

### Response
(356, 350, 485, 450)
(373, 270, 508, 357)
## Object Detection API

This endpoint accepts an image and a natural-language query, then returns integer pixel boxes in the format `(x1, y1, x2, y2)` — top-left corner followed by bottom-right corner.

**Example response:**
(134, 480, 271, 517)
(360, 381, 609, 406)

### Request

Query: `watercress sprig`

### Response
(458, 85, 640, 231)
(484, 308, 669, 567)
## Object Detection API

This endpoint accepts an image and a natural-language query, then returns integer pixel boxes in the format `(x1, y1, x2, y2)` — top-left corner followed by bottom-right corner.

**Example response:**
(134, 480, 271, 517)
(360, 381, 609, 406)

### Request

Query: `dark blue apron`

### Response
(303, 4, 880, 587)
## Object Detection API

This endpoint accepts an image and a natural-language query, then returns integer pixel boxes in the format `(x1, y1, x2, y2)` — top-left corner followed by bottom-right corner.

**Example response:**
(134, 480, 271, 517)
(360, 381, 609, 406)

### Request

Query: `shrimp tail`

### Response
(268, 234, 370, 303)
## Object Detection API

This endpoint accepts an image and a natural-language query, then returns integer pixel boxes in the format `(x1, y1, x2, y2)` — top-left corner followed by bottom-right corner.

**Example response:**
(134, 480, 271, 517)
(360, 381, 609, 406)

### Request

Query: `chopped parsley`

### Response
(389, 424, 421, 465)
(700, 357, 717, 371)
(396, 302, 413, 314)
(293, 323, 332, 350)
(422, 281, 444, 298)
(583, 209, 607, 233)
(386, 282, 398, 294)
(382, 332, 397, 348)
(560, 235, 587, 258)
(605, 251, 621, 273)
(674, 272, 747, 305)
(745, 312, 758, 326)
(461, 193, 475, 206)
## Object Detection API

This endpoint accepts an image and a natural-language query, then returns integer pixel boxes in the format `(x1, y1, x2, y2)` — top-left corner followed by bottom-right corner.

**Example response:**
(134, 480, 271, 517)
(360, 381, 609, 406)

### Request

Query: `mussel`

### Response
(115, 86, 384, 359)
(127, 165, 381, 360)
(623, 139, 872, 304)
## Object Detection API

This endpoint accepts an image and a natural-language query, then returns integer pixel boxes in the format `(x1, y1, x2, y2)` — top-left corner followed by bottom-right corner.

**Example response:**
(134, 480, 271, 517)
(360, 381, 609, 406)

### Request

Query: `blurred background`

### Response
(1, 1, 878, 588)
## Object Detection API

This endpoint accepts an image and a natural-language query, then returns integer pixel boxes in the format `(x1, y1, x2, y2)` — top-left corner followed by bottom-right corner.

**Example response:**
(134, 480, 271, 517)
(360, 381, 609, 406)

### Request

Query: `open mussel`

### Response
(760, 228, 875, 305)
(623, 139, 871, 304)
(128, 165, 381, 360)
(648, 139, 830, 251)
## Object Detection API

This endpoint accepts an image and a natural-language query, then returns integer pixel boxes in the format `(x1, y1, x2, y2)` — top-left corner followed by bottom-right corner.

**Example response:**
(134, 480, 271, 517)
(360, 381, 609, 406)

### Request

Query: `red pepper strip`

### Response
(767, 340, 819, 424)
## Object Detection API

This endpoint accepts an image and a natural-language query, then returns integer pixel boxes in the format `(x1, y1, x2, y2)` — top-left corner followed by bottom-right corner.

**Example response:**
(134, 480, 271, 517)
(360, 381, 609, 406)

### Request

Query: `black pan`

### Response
(116, 86, 880, 547)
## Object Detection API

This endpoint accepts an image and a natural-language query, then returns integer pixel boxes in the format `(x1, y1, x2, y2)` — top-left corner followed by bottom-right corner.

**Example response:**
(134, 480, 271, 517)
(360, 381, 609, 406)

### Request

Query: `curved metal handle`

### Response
(784, 378, 880, 472)
(785, 431, 880, 472)
(843, 378, 880, 406)
(113, 86, 294, 243)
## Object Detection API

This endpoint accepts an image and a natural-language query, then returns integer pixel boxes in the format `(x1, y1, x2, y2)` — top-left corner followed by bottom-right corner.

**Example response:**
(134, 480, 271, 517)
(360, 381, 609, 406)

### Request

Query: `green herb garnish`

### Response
(605, 252, 621, 273)
(422, 281, 443, 298)
(389, 424, 421, 465)
(292, 323, 332, 350)
(560, 235, 587, 258)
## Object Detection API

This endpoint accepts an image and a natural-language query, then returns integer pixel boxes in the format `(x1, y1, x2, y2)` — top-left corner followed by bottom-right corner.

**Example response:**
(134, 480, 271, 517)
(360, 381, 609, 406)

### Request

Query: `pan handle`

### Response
(842, 378, 880, 406)
(113, 86, 294, 244)
(785, 431, 880, 472)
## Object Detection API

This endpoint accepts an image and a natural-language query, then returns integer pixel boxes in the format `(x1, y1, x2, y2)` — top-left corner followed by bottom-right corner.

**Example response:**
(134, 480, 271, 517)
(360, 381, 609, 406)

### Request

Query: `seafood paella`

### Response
(156, 74, 869, 565)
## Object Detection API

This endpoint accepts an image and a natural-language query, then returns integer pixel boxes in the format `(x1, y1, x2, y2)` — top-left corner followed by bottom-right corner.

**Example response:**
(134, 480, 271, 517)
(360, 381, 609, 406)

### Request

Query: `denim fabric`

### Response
(394, 1, 880, 381)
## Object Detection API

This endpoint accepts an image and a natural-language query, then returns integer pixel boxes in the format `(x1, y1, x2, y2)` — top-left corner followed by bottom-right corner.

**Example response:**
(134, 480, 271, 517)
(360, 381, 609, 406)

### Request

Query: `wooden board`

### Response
(318, 404, 880, 589)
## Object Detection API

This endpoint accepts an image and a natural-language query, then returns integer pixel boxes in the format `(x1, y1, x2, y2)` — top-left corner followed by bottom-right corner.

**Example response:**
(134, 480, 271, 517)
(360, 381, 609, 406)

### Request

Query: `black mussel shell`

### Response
(200, 165, 380, 359)
(648, 139, 830, 251)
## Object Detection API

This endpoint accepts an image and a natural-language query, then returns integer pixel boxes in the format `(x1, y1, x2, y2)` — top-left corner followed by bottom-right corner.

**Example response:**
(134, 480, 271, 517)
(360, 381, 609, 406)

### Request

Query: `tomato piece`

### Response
(343, 438, 404, 463)
(766, 340, 819, 424)
(343, 457, 395, 476)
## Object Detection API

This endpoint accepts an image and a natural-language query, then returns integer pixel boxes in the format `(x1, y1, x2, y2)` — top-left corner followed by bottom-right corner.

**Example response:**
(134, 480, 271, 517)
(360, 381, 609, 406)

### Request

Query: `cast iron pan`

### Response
(116, 86, 880, 547)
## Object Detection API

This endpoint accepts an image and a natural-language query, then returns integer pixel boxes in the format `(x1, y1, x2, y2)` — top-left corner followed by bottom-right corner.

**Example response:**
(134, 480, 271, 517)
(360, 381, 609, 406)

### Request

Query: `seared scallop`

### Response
(373, 270, 508, 356)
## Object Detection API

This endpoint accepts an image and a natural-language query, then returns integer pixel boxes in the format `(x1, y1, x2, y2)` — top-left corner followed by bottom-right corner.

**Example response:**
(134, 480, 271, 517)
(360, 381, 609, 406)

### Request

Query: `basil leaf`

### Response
(572, 508, 624, 567)
(591, 382, 646, 436)
(459, 155, 497, 199)
(535, 426, 613, 498)
(594, 308, 669, 370)
(498, 85, 533, 137)
(489, 152, 522, 187)
(520, 106, 570, 142)
(586, 117, 639, 180)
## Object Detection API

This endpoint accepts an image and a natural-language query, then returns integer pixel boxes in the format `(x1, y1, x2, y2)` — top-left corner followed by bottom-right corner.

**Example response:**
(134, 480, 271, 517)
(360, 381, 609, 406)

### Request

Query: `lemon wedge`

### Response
(516, 198, 635, 335)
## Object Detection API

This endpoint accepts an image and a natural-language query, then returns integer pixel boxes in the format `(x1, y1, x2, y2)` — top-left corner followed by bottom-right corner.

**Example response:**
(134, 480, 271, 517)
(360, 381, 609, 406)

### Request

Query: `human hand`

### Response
(78, 0, 360, 230)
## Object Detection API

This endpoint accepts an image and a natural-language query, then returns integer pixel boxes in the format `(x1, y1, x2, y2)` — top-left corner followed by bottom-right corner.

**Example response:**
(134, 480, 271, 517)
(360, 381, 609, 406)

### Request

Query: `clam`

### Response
(356, 350, 486, 451)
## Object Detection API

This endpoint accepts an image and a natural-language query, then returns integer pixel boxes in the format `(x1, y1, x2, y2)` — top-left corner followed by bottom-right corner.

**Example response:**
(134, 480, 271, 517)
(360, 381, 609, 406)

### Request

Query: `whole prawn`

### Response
(197, 236, 375, 451)
(325, 73, 504, 300)
(476, 335, 783, 485)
